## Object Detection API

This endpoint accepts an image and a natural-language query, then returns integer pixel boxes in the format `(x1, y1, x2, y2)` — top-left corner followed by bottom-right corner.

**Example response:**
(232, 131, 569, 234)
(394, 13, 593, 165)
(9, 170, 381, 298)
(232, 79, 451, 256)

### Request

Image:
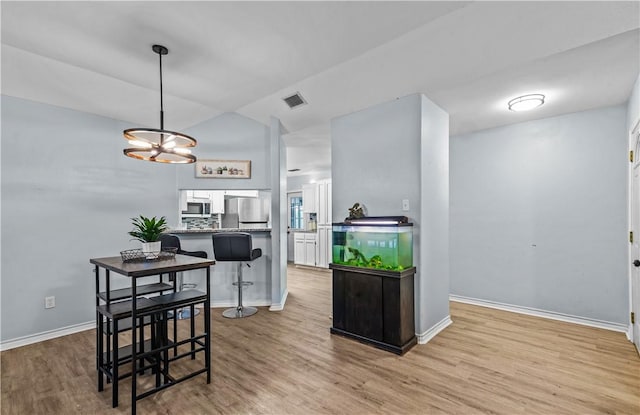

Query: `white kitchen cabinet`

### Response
(315, 179, 332, 268)
(302, 184, 317, 213)
(294, 234, 305, 265)
(304, 234, 316, 266)
(316, 226, 330, 268)
(294, 232, 316, 266)
(225, 190, 259, 198)
(210, 191, 225, 213)
(179, 190, 188, 212)
(317, 179, 332, 225)
(193, 190, 211, 199)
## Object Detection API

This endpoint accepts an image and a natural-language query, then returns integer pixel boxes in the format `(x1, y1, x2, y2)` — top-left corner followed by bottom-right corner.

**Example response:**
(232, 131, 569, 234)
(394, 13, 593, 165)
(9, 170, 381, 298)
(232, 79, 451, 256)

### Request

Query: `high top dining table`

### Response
(91, 253, 215, 415)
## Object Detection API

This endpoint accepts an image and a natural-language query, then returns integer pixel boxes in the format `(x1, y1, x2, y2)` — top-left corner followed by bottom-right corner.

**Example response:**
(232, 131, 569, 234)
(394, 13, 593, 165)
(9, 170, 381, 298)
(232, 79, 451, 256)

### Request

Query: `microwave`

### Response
(182, 202, 211, 217)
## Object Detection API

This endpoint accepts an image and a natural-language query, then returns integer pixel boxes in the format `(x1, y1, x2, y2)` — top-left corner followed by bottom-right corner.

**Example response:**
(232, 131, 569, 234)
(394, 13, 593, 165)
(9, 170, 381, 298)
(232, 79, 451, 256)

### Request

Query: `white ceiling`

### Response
(2, 1, 639, 176)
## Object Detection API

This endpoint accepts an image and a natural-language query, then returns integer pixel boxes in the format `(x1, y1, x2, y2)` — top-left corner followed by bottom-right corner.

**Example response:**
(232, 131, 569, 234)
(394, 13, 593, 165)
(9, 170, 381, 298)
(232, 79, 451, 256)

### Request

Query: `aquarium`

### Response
(332, 218, 413, 271)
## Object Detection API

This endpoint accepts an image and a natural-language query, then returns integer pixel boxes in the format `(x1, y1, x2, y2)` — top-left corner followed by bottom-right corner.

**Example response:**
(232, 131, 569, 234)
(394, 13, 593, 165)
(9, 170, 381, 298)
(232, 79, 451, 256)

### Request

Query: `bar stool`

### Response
(159, 234, 208, 319)
(212, 232, 262, 318)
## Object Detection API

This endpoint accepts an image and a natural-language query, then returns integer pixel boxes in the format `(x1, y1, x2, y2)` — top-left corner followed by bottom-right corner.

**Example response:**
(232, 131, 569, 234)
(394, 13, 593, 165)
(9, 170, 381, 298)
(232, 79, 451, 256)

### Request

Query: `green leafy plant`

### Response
(128, 215, 168, 243)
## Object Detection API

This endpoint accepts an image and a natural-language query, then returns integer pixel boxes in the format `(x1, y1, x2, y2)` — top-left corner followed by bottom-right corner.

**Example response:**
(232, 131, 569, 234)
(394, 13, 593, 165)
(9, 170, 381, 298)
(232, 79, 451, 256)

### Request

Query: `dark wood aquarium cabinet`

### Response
(330, 263, 417, 355)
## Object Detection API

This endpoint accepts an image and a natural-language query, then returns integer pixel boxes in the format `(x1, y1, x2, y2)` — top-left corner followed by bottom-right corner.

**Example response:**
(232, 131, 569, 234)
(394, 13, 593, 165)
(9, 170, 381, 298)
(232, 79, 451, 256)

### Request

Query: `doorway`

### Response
(287, 192, 303, 262)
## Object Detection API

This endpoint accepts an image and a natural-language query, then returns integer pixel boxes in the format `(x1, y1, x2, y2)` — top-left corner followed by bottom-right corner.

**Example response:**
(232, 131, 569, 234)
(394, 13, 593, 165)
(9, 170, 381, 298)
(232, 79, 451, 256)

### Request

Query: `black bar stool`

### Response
(159, 234, 208, 319)
(211, 232, 262, 318)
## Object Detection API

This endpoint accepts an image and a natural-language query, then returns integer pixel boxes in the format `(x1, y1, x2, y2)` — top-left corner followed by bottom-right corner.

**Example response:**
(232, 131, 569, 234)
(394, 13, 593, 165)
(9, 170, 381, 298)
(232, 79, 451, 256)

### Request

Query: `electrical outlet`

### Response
(45, 296, 55, 309)
(402, 199, 410, 211)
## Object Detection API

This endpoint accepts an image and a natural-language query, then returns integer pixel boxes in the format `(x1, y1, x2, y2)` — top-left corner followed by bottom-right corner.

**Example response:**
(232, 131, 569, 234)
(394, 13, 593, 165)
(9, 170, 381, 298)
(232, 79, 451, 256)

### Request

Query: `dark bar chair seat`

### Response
(160, 234, 208, 319)
(212, 232, 262, 318)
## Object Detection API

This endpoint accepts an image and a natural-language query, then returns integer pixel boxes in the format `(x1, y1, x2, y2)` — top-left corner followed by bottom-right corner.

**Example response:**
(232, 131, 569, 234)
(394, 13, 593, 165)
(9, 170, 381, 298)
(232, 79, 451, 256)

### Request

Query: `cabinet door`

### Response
(344, 272, 383, 341)
(317, 181, 327, 224)
(225, 190, 258, 198)
(304, 238, 316, 266)
(179, 190, 188, 212)
(317, 227, 329, 268)
(327, 180, 332, 224)
(294, 239, 305, 265)
(210, 191, 225, 213)
(193, 190, 210, 199)
(302, 184, 317, 213)
(325, 226, 332, 267)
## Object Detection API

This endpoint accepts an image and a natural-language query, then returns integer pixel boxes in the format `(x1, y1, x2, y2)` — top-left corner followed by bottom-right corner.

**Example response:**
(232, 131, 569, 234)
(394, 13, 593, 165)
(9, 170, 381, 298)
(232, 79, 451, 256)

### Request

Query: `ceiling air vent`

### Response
(283, 92, 307, 109)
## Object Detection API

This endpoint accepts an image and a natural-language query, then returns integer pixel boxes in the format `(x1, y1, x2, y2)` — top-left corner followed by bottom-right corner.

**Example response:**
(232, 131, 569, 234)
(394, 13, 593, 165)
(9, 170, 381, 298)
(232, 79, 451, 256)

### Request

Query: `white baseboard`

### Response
(416, 314, 453, 344)
(0, 320, 95, 351)
(209, 299, 272, 309)
(450, 294, 629, 333)
(2, 294, 289, 351)
(269, 289, 289, 311)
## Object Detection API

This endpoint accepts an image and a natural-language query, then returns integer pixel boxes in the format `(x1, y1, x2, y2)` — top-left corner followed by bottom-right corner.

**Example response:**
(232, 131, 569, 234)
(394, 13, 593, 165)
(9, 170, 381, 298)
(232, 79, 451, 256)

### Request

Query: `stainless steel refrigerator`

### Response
(222, 197, 270, 229)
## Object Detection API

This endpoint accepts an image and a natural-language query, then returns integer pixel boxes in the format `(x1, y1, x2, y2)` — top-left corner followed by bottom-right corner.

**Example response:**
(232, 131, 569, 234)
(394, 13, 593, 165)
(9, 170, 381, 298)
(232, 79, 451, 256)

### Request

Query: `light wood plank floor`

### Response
(2, 264, 639, 414)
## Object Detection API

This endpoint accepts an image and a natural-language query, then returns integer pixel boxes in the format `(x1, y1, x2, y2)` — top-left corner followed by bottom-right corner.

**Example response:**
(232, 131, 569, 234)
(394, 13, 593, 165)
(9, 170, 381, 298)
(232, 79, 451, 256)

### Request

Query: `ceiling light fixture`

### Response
(507, 94, 545, 112)
(123, 45, 197, 164)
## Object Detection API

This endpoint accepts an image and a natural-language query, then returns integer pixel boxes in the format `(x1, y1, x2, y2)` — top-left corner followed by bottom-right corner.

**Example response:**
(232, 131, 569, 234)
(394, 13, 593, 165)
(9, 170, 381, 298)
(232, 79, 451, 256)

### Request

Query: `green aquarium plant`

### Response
(340, 247, 404, 271)
(128, 215, 168, 243)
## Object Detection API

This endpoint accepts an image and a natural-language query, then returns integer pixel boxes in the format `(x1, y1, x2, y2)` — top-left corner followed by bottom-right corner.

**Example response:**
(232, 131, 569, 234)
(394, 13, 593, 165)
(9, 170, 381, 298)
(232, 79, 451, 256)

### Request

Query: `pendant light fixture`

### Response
(123, 44, 197, 164)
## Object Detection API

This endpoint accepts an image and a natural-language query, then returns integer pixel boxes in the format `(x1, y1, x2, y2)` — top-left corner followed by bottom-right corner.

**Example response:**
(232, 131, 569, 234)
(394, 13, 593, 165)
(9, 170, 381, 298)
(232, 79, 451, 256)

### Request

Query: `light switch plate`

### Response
(402, 199, 410, 211)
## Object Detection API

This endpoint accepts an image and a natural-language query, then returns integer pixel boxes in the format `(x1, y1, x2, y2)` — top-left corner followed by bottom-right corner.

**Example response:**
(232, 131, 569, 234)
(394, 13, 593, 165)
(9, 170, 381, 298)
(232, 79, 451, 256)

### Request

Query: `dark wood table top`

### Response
(90, 254, 215, 277)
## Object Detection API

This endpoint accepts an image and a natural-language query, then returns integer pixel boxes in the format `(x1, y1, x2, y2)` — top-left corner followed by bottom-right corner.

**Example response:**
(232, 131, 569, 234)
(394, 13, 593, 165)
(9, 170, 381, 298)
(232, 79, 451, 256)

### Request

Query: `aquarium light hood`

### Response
(345, 216, 409, 225)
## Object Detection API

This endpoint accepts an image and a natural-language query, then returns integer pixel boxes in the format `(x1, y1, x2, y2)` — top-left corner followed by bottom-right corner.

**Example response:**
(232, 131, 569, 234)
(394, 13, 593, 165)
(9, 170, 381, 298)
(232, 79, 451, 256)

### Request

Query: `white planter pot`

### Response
(141, 241, 161, 259)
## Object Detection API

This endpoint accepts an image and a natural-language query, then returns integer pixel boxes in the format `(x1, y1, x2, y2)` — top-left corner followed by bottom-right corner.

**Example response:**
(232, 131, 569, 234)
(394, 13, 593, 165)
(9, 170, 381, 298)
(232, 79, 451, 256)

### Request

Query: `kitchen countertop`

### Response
(167, 228, 272, 234)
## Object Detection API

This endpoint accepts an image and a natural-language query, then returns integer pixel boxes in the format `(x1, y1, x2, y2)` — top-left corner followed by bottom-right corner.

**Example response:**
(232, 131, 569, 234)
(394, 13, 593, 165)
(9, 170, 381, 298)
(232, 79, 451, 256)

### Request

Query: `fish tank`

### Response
(332, 217, 413, 271)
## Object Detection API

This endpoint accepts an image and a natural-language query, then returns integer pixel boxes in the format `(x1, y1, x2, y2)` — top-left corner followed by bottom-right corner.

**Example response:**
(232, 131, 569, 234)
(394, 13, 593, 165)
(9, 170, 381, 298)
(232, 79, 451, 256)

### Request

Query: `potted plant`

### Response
(128, 215, 168, 258)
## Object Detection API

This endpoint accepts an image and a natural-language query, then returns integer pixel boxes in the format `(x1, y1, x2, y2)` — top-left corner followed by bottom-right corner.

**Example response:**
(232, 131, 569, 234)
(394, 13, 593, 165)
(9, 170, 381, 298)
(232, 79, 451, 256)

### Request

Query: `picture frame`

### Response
(195, 159, 251, 179)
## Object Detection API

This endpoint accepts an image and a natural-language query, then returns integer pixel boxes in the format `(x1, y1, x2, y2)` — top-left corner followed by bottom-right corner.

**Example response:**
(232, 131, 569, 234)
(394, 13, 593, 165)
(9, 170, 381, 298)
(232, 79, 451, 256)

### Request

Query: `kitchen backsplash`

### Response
(182, 217, 219, 230)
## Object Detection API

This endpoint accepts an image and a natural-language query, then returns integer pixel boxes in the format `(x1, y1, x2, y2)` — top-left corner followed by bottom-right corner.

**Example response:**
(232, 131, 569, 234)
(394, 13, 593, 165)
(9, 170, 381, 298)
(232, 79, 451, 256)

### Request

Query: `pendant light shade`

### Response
(123, 45, 197, 164)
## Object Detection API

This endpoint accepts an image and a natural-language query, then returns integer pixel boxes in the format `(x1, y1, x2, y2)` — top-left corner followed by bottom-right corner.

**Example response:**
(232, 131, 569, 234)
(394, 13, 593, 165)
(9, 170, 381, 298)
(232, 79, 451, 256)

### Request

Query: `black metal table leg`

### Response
(205, 266, 211, 384)
(97, 311, 104, 392)
(112, 318, 119, 408)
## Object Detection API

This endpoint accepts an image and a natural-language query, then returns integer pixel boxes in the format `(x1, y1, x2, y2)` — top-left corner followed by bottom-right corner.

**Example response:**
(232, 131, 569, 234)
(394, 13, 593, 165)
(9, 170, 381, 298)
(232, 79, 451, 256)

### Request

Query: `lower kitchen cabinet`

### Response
(294, 232, 316, 266)
(330, 263, 417, 355)
(316, 225, 331, 269)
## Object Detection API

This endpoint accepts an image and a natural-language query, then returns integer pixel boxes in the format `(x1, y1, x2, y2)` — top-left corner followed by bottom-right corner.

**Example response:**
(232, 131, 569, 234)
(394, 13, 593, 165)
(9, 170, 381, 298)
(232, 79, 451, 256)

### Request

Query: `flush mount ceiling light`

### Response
(123, 45, 197, 164)
(507, 94, 545, 112)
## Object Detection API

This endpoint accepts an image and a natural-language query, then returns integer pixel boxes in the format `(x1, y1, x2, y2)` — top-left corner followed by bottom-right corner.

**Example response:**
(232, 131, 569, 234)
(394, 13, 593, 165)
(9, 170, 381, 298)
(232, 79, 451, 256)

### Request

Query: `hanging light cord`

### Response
(122, 44, 197, 164)
(158, 48, 164, 131)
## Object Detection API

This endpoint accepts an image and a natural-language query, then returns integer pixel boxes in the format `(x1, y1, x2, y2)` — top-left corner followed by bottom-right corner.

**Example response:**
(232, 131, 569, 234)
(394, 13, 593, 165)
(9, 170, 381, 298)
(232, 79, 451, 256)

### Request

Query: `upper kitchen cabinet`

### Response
(192, 190, 211, 199)
(316, 179, 332, 269)
(179, 190, 188, 212)
(225, 190, 259, 198)
(317, 179, 332, 225)
(302, 184, 317, 213)
(179, 190, 225, 214)
(210, 191, 225, 214)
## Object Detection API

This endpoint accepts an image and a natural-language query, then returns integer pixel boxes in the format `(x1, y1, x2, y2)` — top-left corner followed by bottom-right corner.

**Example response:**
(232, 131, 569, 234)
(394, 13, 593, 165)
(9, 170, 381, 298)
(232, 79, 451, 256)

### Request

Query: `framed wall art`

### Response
(195, 159, 251, 179)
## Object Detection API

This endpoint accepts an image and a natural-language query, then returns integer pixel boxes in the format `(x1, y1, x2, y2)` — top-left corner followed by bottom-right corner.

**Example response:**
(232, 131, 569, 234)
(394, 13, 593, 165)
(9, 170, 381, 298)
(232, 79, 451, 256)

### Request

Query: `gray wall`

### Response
(628, 74, 640, 131)
(332, 93, 450, 337)
(286, 170, 331, 193)
(178, 112, 270, 192)
(450, 105, 628, 324)
(1, 98, 284, 344)
(270, 117, 288, 307)
(418, 95, 450, 330)
(1, 95, 177, 342)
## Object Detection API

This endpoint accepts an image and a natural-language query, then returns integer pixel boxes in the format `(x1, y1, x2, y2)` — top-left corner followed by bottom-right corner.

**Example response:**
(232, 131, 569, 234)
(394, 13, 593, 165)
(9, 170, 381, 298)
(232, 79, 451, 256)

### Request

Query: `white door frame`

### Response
(628, 116, 640, 350)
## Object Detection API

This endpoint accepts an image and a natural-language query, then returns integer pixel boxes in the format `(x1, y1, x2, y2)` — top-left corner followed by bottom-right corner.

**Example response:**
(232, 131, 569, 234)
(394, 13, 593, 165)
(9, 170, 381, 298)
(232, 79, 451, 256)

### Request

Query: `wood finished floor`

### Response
(1, 264, 639, 414)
